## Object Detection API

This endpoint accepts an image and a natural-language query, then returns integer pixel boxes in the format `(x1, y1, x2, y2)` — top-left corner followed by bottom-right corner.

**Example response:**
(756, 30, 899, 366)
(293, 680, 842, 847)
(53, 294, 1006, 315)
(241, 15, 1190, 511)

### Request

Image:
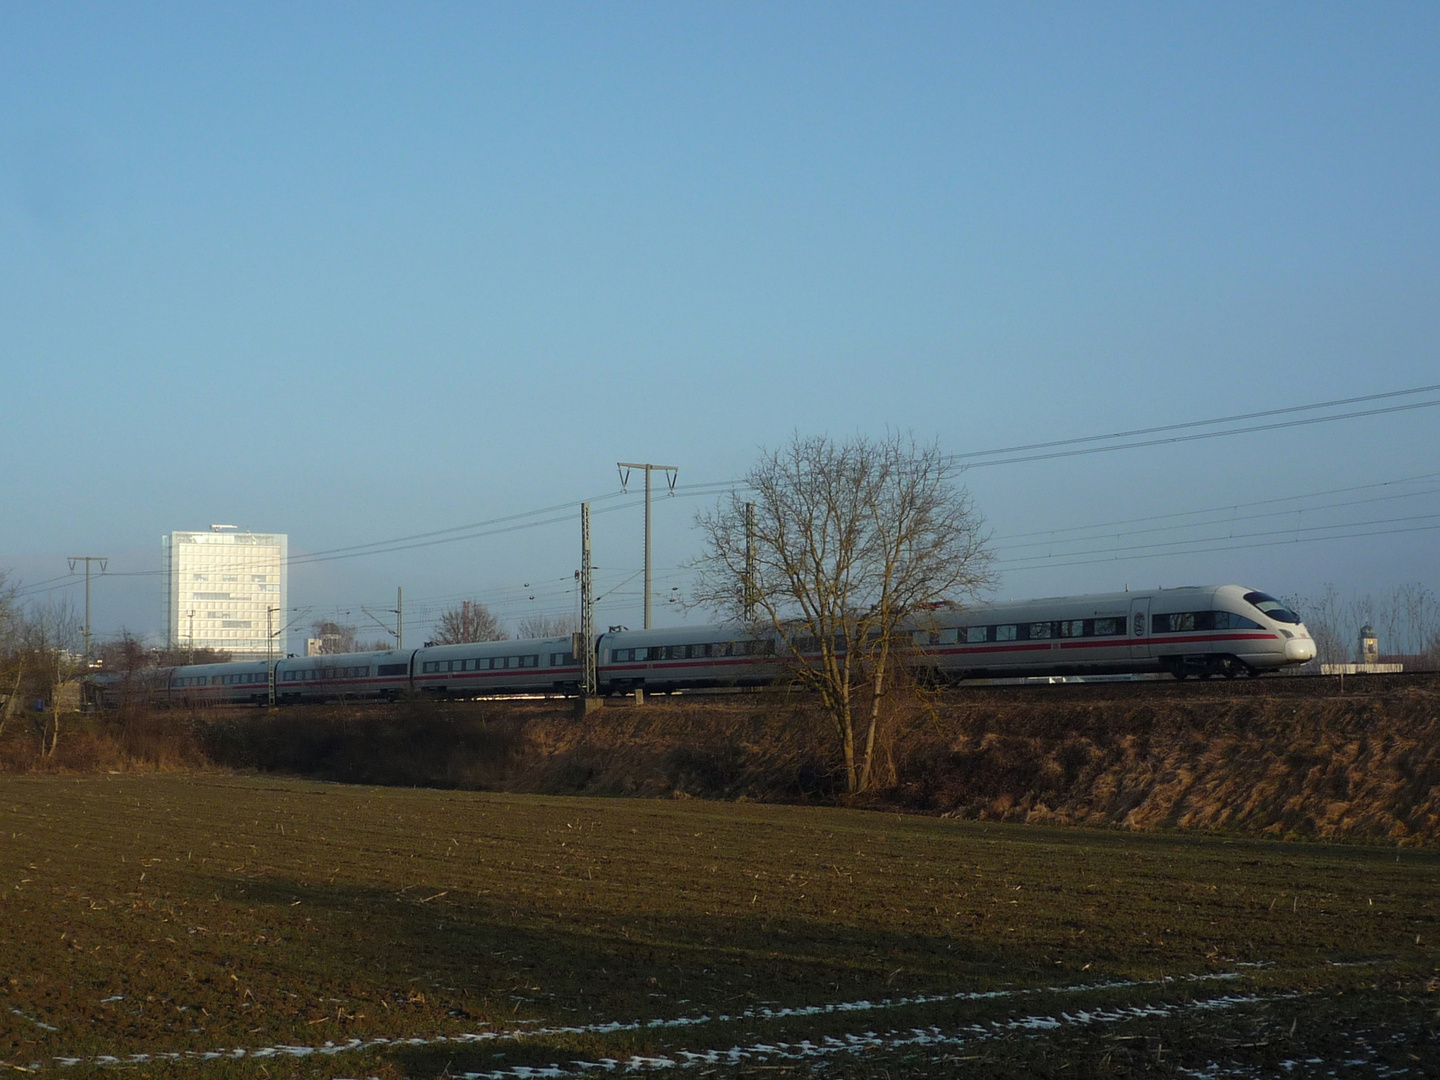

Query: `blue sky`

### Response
(3, 2, 1437, 651)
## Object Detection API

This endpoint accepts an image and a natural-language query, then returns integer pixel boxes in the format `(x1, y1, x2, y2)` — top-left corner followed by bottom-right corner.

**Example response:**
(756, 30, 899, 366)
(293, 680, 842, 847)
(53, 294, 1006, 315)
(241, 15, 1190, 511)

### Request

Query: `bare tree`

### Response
(0, 572, 21, 736)
(151, 645, 232, 667)
(430, 601, 508, 645)
(1285, 585, 1345, 668)
(14, 599, 82, 756)
(515, 614, 577, 640)
(691, 433, 992, 794)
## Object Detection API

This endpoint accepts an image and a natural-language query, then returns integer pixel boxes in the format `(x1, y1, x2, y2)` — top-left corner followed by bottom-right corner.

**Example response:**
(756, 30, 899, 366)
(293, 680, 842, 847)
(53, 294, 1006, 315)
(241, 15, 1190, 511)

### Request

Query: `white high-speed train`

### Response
(125, 584, 1315, 706)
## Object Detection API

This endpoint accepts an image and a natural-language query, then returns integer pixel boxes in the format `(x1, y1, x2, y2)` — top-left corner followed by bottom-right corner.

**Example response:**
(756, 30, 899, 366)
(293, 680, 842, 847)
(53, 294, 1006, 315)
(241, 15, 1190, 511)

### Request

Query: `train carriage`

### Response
(273, 649, 414, 703)
(165, 659, 273, 706)
(924, 585, 1313, 680)
(411, 636, 581, 697)
(598, 625, 782, 692)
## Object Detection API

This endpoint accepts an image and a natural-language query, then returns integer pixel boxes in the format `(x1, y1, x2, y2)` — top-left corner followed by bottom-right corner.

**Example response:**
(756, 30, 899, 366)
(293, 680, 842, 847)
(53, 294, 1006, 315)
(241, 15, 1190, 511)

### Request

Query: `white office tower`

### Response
(164, 527, 288, 658)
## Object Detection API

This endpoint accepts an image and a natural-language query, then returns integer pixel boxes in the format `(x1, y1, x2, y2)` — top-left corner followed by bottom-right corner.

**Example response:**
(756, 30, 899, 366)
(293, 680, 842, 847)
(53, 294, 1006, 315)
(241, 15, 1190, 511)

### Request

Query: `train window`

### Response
(422, 661, 435, 673)
(1211, 611, 1258, 630)
(1173, 613, 1196, 632)
(1243, 591, 1300, 623)
(966, 626, 989, 644)
(1092, 617, 1122, 636)
(938, 628, 959, 645)
(612, 648, 630, 662)
(378, 663, 407, 676)
(522, 655, 539, 668)
(1030, 622, 1053, 639)
(996, 624, 1017, 641)
(1059, 620, 1085, 638)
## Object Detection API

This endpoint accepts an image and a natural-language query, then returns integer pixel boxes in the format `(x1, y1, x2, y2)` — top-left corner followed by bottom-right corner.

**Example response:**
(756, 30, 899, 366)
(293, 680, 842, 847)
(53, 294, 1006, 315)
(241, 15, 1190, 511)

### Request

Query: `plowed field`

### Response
(3, 775, 1437, 1077)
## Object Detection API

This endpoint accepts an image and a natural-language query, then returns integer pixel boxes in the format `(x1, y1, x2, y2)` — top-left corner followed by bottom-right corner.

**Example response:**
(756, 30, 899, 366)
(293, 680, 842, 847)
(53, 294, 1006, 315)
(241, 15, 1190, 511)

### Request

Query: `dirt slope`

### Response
(184, 679, 1440, 845)
(7, 678, 1437, 844)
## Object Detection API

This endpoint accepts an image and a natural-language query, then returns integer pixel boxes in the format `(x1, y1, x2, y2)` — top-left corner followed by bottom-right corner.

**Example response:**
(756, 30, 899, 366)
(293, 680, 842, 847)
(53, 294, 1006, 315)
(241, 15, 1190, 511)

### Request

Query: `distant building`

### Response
(1358, 624, 1380, 664)
(1322, 622, 1402, 675)
(163, 527, 288, 658)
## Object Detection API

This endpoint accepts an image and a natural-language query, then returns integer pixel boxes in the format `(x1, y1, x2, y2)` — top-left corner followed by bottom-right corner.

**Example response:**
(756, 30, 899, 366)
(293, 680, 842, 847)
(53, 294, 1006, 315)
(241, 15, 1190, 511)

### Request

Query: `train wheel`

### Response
(1172, 670, 1188, 681)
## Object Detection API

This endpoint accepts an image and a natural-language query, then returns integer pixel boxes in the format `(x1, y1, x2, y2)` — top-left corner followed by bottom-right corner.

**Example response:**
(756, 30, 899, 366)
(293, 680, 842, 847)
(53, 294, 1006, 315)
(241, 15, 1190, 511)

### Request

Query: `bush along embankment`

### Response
(12, 681, 1438, 846)
(879, 687, 1440, 844)
(0, 706, 210, 773)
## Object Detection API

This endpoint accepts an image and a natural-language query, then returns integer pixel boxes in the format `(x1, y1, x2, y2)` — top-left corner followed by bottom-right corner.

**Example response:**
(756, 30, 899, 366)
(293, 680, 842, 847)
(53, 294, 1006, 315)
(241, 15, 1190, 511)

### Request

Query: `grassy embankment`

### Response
(2, 774, 1438, 1078)
(4, 677, 1440, 847)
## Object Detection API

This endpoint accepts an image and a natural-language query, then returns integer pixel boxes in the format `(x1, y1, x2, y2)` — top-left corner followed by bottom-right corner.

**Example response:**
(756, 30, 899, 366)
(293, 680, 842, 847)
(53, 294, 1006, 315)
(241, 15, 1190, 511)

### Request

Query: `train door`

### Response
(1128, 597, 1152, 663)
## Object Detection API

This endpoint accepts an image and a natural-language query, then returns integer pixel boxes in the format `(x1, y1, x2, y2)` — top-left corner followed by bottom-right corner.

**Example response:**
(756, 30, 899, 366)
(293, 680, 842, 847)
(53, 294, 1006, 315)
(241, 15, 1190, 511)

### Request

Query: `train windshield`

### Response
(1243, 591, 1300, 624)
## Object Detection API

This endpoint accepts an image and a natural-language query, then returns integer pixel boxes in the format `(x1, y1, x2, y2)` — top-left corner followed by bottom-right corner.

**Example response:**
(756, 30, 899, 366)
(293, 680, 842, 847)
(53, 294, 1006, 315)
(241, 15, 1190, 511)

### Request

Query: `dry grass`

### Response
(2, 774, 1437, 1077)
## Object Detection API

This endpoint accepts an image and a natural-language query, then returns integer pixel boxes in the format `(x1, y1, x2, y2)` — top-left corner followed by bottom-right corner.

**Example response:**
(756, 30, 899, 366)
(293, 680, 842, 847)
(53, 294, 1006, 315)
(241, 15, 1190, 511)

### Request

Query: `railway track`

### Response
(941, 668, 1439, 704)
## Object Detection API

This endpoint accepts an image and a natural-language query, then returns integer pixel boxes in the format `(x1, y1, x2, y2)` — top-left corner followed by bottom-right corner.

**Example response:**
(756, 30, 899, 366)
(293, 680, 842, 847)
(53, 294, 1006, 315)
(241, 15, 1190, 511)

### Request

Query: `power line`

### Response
(948, 383, 1440, 465)
(997, 511, 1440, 571)
(998, 483, 1440, 554)
(990, 471, 1440, 543)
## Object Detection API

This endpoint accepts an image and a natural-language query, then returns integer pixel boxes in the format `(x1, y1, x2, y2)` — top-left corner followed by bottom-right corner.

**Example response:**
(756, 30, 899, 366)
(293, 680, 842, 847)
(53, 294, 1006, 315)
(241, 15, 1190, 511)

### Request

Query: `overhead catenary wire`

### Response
(946, 383, 1440, 466)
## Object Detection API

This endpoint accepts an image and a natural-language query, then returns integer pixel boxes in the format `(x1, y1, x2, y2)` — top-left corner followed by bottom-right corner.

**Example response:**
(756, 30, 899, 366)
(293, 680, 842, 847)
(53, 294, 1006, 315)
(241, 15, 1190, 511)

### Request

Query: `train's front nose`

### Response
(1285, 625, 1317, 663)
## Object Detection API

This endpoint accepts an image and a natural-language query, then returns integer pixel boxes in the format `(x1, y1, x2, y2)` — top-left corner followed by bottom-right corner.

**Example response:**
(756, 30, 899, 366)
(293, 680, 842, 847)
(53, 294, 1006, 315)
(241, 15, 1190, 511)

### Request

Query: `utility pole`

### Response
(360, 588, 403, 649)
(617, 461, 677, 629)
(580, 502, 596, 696)
(67, 556, 107, 662)
(265, 606, 311, 705)
(744, 502, 756, 621)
